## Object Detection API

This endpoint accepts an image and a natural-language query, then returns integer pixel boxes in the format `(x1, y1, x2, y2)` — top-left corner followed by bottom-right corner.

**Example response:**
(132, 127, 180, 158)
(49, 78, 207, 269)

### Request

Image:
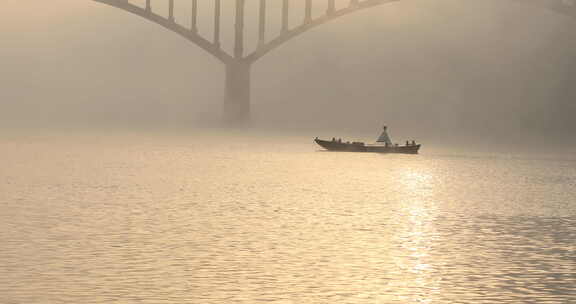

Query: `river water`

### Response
(1, 131, 575, 303)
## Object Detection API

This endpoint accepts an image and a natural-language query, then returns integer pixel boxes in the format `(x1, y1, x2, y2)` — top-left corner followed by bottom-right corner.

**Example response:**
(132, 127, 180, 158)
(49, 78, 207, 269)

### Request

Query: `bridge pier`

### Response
(224, 62, 251, 125)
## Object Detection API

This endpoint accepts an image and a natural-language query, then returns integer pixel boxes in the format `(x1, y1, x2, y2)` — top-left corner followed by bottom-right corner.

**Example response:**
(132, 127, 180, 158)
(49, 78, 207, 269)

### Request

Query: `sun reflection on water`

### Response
(390, 168, 442, 303)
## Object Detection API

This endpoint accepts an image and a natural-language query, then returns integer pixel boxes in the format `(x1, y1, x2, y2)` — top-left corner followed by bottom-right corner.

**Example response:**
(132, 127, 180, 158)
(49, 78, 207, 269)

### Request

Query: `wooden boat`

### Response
(314, 126, 420, 154)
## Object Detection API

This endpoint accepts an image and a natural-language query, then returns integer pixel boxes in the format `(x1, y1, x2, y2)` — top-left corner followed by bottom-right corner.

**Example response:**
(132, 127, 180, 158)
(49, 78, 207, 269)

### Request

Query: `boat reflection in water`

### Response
(315, 126, 421, 154)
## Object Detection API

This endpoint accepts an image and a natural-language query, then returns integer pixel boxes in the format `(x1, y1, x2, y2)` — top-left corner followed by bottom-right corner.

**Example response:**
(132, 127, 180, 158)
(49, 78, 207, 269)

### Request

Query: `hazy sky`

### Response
(1, 0, 575, 144)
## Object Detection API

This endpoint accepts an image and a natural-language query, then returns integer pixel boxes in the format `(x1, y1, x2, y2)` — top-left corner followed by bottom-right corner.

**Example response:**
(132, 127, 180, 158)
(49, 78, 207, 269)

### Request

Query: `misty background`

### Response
(1, 0, 575, 147)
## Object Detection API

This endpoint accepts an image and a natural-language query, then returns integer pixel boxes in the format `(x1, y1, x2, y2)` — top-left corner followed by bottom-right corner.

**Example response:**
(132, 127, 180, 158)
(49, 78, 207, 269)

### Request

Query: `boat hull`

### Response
(315, 139, 420, 154)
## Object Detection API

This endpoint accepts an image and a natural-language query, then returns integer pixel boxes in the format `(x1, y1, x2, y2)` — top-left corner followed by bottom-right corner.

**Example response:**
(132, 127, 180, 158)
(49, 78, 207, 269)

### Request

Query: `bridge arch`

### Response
(93, 0, 404, 123)
(93, 0, 576, 124)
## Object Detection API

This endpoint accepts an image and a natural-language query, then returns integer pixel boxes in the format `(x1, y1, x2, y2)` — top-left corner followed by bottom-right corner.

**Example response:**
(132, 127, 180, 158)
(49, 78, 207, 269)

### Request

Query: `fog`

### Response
(1, 0, 575, 148)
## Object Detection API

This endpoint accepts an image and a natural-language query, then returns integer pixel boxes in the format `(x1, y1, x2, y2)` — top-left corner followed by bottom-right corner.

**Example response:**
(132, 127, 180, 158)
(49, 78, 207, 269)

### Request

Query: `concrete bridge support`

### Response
(224, 62, 251, 124)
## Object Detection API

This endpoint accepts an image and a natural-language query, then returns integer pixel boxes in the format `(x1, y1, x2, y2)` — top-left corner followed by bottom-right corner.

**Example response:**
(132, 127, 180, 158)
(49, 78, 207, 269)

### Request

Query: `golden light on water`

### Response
(2, 135, 576, 302)
(393, 167, 441, 303)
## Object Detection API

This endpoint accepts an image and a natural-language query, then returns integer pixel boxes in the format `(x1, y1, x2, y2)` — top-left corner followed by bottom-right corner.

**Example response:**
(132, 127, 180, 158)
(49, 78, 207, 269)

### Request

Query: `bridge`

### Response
(93, 0, 576, 124)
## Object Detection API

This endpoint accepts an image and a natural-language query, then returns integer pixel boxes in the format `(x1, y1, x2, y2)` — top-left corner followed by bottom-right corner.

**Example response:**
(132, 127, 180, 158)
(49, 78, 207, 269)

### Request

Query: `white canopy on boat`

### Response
(376, 126, 393, 145)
